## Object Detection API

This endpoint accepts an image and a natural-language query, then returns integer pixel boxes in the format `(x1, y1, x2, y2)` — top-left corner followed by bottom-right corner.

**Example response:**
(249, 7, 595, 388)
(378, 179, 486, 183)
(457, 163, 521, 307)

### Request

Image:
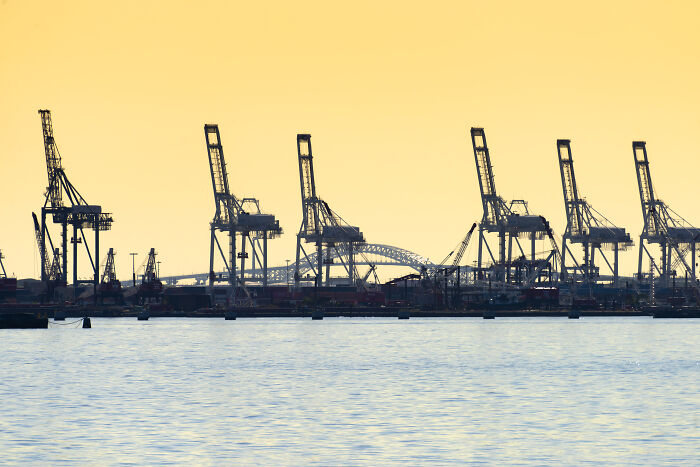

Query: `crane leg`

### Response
(209, 228, 215, 287)
(263, 235, 268, 288)
(94, 226, 99, 304)
(229, 230, 236, 288)
(240, 234, 246, 287)
(62, 219, 67, 283)
(506, 233, 513, 283)
(638, 237, 644, 282)
(614, 243, 619, 287)
(348, 242, 354, 286)
(561, 237, 568, 281)
(294, 235, 301, 286)
(73, 223, 78, 298)
(40, 210, 47, 282)
(477, 227, 484, 279)
(317, 242, 323, 287)
(692, 242, 696, 283)
(661, 242, 667, 286)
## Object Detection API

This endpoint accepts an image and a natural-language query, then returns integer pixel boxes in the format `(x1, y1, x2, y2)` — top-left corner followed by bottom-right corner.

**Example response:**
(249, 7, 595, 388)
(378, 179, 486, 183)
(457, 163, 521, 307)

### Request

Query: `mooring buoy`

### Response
(82, 317, 91, 328)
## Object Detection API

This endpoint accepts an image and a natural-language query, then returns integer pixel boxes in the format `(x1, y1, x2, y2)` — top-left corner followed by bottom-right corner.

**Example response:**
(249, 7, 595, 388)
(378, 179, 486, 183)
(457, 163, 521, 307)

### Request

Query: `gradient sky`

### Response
(1, 0, 699, 281)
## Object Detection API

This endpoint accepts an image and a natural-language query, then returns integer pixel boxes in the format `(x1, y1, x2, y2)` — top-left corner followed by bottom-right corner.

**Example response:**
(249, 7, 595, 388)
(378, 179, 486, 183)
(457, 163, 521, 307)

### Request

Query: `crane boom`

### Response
(433, 223, 477, 280)
(32, 212, 52, 279)
(38, 110, 64, 208)
(633, 141, 663, 238)
(557, 140, 585, 236)
(471, 128, 507, 226)
(32, 212, 62, 281)
(451, 223, 477, 269)
(205, 124, 240, 226)
(297, 134, 321, 237)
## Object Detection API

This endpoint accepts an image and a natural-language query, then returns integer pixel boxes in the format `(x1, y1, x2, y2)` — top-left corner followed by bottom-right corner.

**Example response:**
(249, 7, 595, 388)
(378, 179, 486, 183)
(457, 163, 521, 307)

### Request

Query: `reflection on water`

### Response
(1, 317, 698, 465)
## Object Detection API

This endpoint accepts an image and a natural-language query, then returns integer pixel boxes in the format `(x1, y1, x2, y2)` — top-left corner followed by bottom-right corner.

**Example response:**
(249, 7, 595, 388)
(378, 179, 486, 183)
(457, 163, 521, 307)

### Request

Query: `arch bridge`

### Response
(158, 243, 436, 286)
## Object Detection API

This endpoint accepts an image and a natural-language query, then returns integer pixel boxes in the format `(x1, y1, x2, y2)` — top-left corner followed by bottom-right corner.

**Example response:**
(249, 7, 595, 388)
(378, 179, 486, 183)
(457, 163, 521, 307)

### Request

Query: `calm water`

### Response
(1, 317, 698, 465)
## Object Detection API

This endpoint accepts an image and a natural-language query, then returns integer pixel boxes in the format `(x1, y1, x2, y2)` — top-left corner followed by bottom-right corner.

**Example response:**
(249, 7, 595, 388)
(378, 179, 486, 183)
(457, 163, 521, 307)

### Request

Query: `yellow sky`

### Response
(1, 0, 699, 280)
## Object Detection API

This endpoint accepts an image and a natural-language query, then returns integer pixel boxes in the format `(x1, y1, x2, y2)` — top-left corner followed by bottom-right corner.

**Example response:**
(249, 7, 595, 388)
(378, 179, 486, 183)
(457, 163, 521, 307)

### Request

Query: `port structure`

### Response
(557, 140, 632, 286)
(470, 128, 558, 285)
(38, 110, 113, 298)
(136, 248, 163, 303)
(295, 134, 365, 287)
(0, 250, 6, 278)
(32, 212, 63, 287)
(432, 223, 477, 284)
(98, 248, 122, 304)
(205, 124, 282, 290)
(634, 142, 700, 286)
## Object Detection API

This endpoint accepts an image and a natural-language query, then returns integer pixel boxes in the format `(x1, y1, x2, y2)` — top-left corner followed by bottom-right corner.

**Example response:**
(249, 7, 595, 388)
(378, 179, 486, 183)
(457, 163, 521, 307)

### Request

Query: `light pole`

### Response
(130, 252, 137, 286)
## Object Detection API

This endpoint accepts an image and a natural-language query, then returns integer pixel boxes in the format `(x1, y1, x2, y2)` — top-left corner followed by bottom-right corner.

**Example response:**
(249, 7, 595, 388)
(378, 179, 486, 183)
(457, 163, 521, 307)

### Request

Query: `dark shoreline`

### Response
(3, 304, 700, 320)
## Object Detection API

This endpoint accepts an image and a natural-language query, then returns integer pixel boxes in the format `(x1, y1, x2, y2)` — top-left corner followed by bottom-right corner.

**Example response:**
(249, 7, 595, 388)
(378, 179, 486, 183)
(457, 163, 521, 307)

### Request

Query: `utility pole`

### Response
(130, 252, 137, 286)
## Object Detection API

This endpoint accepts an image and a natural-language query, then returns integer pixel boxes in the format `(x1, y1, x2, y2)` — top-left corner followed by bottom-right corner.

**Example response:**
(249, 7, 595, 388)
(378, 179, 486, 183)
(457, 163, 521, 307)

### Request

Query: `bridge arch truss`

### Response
(159, 243, 436, 285)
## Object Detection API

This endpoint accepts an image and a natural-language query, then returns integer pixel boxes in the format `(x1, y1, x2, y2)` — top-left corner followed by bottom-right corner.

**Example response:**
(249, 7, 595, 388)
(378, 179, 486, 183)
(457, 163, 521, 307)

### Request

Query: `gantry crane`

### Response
(38, 110, 113, 298)
(294, 134, 365, 287)
(205, 124, 282, 290)
(557, 140, 632, 286)
(470, 128, 557, 284)
(634, 142, 700, 285)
